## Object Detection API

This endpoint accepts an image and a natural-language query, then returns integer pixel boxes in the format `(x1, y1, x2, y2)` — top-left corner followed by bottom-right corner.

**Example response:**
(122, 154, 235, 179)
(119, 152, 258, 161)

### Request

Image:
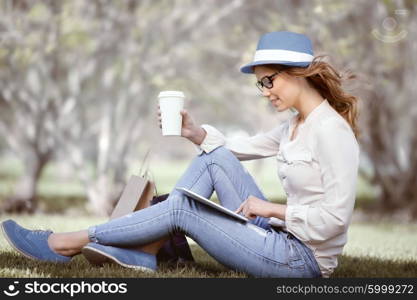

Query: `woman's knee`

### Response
(167, 193, 192, 213)
(166, 194, 195, 232)
(198, 146, 236, 164)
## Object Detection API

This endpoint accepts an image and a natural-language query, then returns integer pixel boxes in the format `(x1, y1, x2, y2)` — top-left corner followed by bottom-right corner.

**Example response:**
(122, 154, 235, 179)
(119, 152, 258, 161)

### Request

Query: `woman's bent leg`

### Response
(171, 146, 271, 229)
(108, 146, 272, 256)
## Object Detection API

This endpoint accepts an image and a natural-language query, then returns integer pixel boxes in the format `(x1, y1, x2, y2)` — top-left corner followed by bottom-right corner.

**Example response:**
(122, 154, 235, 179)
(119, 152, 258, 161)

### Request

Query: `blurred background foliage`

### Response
(0, 0, 416, 220)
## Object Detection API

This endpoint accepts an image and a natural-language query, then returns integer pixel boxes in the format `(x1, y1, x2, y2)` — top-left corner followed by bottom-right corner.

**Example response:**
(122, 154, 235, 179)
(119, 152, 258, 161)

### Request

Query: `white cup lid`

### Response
(158, 91, 185, 98)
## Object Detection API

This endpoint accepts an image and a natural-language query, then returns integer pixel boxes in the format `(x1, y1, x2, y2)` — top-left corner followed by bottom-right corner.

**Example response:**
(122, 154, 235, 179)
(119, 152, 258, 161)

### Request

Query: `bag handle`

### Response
(138, 147, 159, 197)
(139, 148, 151, 178)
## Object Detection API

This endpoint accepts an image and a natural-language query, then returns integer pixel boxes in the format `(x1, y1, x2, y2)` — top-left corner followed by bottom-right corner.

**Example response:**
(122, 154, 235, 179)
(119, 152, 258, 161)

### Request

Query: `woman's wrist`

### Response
(190, 126, 207, 145)
(269, 203, 286, 220)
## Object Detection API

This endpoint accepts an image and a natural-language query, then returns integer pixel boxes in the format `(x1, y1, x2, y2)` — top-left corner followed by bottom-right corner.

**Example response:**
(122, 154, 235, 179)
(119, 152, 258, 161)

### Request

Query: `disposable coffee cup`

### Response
(158, 90, 185, 136)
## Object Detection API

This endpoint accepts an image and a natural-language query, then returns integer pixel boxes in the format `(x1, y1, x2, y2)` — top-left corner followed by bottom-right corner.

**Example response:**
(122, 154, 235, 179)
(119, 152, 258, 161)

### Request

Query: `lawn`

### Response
(0, 214, 416, 278)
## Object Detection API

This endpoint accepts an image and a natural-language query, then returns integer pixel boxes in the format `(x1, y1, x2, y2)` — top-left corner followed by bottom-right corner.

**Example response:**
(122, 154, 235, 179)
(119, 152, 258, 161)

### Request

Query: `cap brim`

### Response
(240, 60, 311, 74)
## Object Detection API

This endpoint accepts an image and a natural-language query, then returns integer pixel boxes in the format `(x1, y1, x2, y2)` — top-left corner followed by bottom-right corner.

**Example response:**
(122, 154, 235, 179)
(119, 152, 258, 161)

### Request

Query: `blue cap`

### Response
(240, 31, 314, 74)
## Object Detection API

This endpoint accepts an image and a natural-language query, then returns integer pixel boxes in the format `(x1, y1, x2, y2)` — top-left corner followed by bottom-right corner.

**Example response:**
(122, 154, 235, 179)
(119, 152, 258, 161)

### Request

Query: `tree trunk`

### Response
(2, 152, 50, 213)
(85, 174, 124, 217)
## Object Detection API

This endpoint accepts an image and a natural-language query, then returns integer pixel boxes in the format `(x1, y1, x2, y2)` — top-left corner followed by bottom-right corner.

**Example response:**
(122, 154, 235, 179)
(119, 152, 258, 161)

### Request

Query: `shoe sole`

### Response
(82, 246, 155, 273)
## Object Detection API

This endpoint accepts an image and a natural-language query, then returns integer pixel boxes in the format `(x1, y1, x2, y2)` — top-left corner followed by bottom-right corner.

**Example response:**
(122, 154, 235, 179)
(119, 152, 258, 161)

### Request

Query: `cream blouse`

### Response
(195, 100, 360, 278)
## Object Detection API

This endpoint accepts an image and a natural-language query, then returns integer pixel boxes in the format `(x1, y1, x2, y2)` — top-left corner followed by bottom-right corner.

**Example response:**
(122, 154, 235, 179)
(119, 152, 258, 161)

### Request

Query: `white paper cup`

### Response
(158, 90, 185, 136)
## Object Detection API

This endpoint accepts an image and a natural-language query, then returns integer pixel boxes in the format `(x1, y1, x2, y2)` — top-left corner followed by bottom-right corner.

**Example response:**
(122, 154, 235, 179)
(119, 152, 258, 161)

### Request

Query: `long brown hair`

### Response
(268, 56, 360, 138)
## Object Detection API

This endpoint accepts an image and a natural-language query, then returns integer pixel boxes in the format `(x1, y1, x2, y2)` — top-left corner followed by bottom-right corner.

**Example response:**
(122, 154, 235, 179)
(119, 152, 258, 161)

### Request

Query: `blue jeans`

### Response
(88, 147, 322, 278)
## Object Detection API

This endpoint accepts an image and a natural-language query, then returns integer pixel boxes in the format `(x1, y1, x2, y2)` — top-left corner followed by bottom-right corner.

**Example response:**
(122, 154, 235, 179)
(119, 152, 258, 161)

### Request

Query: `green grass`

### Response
(334, 222, 417, 277)
(0, 214, 416, 278)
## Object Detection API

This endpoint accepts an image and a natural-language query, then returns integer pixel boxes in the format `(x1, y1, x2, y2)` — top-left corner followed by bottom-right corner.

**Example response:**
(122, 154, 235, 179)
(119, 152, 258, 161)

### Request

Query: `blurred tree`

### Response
(0, 0, 251, 215)
(58, 0, 252, 216)
(301, 0, 417, 217)
(350, 1, 417, 217)
(0, 0, 72, 212)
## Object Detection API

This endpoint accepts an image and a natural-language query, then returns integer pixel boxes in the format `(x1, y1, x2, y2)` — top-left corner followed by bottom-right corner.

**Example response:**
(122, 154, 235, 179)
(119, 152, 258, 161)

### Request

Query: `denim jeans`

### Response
(88, 146, 322, 278)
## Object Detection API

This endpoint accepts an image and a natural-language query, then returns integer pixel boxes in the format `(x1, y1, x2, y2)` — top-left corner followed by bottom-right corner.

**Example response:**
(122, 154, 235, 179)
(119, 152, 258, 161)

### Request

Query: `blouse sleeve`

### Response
(285, 117, 359, 242)
(194, 123, 284, 161)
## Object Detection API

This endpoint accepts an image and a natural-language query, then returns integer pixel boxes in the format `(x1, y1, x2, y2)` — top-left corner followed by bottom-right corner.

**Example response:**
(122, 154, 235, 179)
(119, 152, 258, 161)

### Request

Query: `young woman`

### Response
(1, 31, 359, 278)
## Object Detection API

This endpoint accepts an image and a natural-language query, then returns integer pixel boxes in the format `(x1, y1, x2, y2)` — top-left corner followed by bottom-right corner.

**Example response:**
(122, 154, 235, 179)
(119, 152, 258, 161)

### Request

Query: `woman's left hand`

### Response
(235, 196, 274, 220)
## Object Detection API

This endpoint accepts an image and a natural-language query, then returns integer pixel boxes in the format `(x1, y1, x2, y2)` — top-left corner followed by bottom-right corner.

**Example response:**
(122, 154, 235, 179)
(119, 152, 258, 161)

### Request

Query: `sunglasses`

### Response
(255, 71, 282, 92)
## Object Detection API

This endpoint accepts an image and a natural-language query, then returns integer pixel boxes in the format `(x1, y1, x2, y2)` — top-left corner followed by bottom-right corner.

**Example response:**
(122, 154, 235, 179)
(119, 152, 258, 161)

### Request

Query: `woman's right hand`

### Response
(157, 107, 206, 145)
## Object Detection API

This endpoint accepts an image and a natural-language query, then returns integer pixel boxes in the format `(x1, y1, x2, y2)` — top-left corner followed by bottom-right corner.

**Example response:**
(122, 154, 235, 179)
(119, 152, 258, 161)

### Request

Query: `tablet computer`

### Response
(176, 187, 249, 222)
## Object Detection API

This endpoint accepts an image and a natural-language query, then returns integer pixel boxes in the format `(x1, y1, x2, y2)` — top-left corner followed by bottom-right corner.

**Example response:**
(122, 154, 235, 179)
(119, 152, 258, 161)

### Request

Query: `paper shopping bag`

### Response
(110, 175, 155, 220)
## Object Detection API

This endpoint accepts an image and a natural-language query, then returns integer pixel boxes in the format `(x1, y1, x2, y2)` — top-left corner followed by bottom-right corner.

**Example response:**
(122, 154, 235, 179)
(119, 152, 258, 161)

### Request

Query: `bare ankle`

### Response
(48, 233, 65, 254)
(136, 238, 169, 255)
(47, 233, 80, 257)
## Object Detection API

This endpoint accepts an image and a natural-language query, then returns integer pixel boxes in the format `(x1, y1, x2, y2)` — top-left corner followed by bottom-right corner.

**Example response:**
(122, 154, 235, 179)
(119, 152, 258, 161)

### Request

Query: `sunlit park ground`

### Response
(1, 157, 417, 278)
